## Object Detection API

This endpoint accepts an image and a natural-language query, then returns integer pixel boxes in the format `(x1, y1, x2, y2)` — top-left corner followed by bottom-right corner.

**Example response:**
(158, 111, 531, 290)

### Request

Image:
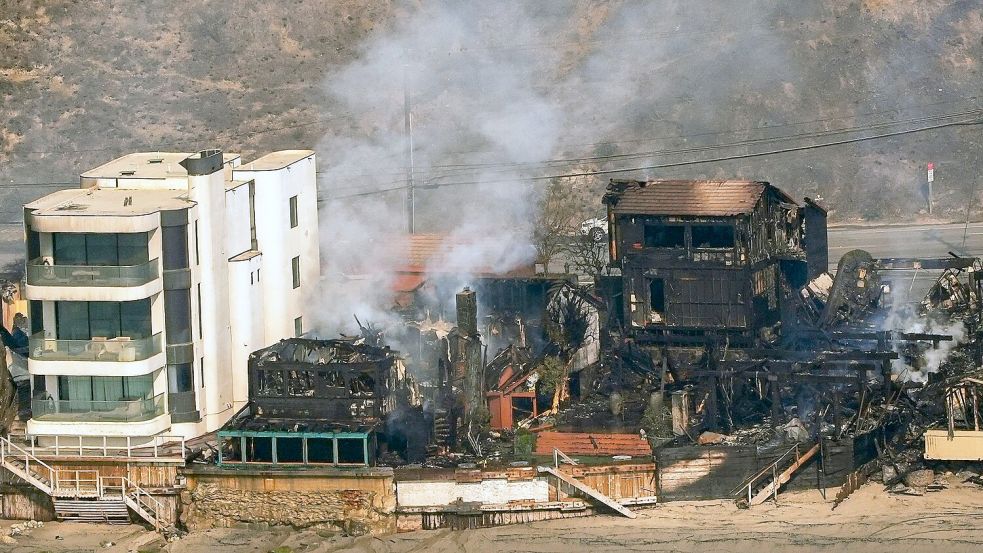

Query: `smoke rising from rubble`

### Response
(310, 2, 797, 337)
(883, 302, 967, 383)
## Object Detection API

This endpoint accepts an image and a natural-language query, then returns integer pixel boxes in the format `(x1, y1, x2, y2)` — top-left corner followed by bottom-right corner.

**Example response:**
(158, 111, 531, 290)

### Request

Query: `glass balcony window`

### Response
(27, 258, 158, 287)
(32, 393, 165, 423)
(29, 333, 163, 362)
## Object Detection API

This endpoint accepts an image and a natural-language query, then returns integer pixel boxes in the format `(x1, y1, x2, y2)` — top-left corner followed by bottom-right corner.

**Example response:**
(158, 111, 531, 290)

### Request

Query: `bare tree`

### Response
(534, 178, 578, 274)
(565, 230, 608, 279)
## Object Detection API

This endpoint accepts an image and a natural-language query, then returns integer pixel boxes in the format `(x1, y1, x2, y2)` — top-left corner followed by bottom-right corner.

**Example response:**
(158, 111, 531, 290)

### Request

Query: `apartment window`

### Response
(194, 221, 200, 266)
(162, 225, 189, 270)
(289, 195, 299, 228)
(164, 289, 192, 344)
(197, 284, 203, 340)
(292, 256, 301, 289)
(57, 374, 153, 402)
(52, 233, 149, 265)
(200, 357, 205, 388)
(294, 316, 303, 337)
(643, 225, 686, 248)
(167, 363, 194, 393)
(55, 299, 152, 340)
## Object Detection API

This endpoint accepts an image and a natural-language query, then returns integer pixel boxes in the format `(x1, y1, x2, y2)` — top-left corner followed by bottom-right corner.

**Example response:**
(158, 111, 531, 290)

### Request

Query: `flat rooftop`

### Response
(236, 150, 315, 172)
(80, 152, 242, 180)
(26, 188, 195, 217)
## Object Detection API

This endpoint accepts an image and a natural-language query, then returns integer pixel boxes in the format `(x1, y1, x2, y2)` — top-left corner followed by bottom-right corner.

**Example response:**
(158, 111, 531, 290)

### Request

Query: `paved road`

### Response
(828, 221, 983, 302)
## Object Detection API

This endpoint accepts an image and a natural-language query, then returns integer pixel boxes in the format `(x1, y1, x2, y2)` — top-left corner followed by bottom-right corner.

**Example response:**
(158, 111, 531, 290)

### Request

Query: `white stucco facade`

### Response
(22, 149, 321, 442)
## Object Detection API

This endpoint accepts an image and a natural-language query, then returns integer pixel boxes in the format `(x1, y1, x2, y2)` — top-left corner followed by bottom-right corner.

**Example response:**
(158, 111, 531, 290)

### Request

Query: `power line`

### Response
(323, 115, 983, 198)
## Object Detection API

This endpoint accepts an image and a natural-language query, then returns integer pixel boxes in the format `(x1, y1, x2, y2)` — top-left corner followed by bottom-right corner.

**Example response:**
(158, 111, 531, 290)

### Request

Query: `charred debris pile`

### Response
(220, 180, 983, 494)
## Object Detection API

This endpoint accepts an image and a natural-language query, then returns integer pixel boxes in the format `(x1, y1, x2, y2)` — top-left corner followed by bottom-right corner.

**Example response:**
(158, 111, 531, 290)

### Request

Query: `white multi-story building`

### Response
(21, 149, 320, 441)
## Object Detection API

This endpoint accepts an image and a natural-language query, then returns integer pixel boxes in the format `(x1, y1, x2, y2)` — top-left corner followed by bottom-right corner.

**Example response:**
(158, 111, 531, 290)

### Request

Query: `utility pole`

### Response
(403, 63, 415, 234)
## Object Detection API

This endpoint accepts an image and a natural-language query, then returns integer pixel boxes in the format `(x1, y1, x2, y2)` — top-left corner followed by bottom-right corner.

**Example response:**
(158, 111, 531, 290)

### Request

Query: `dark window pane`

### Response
(692, 225, 735, 248)
(86, 234, 118, 265)
(120, 298, 152, 339)
(56, 301, 89, 340)
(164, 289, 192, 343)
(289, 196, 299, 228)
(117, 233, 149, 265)
(53, 234, 86, 265)
(26, 229, 41, 260)
(643, 225, 686, 248)
(162, 226, 189, 270)
(88, 302, 120, 338)
(29, 301, 43, 334)
(167, 363, 194, 393)
(292, 256, 300, 288)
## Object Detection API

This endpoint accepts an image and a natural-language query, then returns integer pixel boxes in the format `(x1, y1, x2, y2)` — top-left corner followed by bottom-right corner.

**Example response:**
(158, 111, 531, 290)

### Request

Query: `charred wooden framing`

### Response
(216, 337, 422, 466)
(603, 179, 824, 340)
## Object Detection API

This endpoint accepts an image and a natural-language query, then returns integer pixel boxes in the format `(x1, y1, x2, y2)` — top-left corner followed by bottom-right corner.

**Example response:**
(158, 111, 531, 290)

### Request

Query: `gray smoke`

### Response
(310, 1, 797, 336)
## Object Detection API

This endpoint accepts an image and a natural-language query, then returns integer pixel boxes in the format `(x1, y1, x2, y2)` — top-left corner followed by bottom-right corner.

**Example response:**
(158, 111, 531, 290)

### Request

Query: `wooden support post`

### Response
(705, 375, 719, 431)
(770, 374, 783, 424)
(832, 389, 843, 433)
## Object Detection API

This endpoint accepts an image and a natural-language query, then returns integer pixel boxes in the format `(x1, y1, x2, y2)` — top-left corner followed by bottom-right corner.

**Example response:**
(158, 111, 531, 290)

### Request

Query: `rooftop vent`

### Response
(120, 170, 136, 176)
(148, 158, 163, 164)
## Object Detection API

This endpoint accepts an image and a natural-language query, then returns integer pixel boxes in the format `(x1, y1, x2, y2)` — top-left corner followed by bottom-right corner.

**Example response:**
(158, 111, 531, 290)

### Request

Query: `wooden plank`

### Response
(539, 466, 636, 519)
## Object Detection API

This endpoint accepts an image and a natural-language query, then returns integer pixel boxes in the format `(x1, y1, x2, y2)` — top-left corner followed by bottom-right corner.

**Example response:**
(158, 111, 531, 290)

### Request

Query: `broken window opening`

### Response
(512, 397, 535, 424)
(245, 436, 273, 463)
(257, 369, 285, 396)
(691, 225, 735, 249)
(643, 225, 686, 248)
(276, 437, 304, 463)
(220, 437, 242, 462)
(350, 373, 375, 397)
(649, 278, 666, 323)
(286, 370, 315, 397)
(318, 369, 345, 388)
(337, 438, 366, 464)
(307, 438, 335, 463)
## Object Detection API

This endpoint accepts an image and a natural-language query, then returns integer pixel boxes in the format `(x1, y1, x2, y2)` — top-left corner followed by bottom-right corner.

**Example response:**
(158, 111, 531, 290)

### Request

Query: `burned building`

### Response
(603, 179, 827, 342)
(217, 338, 422, 466)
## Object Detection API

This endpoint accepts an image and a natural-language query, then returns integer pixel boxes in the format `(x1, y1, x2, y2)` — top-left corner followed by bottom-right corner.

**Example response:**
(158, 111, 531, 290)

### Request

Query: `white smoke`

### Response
(883, 303, 967, 383)
(310, 2, 797, 337)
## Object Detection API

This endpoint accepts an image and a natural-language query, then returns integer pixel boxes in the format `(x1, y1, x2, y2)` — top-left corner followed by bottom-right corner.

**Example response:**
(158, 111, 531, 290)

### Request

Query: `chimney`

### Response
(456, 287, 478, 337)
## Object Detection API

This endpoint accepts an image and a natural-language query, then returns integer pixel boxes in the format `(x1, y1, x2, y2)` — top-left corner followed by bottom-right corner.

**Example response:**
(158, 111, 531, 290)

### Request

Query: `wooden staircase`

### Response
(539, 465, 637, 518)
(735, 441, 821, 508)
(0, 435, 172, 530)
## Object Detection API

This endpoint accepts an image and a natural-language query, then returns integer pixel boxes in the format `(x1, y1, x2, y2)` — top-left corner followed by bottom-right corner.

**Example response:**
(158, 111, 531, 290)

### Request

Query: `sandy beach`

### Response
(3, 473, 982, 553)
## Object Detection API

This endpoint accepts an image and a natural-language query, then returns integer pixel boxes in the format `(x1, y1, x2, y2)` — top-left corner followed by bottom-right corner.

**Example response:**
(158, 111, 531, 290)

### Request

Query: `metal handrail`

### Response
(0, 436, 57, 492)
(731, 443, 801, 498)
(26, 433, 186, 461)
(119, 475, 169, 531)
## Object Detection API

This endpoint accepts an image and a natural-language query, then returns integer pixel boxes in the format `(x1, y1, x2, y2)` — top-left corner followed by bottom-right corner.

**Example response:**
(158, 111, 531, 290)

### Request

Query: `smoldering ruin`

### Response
(203, 175, 983, 522)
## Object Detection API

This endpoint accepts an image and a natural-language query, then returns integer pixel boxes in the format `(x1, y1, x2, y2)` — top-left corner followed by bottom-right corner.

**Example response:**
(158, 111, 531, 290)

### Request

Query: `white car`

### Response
(580, 218, 608, 242)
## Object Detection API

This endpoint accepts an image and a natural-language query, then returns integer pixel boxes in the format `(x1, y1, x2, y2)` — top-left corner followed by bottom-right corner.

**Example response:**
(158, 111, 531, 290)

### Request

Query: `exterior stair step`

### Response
(53, 499, 131, 524)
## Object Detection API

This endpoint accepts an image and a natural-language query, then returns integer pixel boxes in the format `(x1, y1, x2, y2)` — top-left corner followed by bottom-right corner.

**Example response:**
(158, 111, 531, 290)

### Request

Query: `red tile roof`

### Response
(534, 431, 652, 456)
(607, 179, 772, 217)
